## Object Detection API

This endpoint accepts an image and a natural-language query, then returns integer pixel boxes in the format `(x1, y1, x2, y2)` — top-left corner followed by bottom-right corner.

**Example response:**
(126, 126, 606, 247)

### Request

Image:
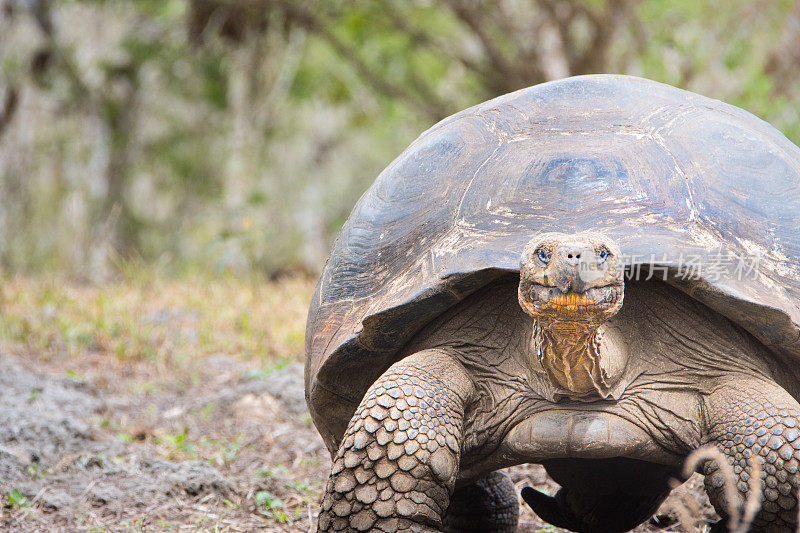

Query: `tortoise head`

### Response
(518, 232, 624, 327)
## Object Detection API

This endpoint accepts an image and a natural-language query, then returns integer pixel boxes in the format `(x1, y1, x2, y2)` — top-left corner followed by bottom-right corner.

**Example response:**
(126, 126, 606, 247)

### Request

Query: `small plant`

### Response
(254, 490, 284, 517)
(286, 481, 310, 493)
(254, 491, 282, 508)
(5, 488, 29, 509)
(223, 499, 239, 509)
(298, 456, 320, 468)
(273, 508, 299, 523)
(154, 430, 196, 458)
(246, 368, 273, 380)
(27, 464, 47, 479)
(257, 464, 289, 478)
(222, 443, 240, 462)
(198, 403, 216, 419)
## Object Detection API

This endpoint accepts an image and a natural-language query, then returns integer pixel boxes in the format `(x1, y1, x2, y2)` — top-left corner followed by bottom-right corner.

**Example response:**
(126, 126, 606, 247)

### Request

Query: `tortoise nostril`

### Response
(563, 248, 584, 265)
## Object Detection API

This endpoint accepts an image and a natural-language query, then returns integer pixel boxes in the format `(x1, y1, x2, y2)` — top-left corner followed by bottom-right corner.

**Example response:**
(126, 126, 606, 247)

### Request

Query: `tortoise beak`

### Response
(521, 282, 624, 322)
(548, 291, 596, 309)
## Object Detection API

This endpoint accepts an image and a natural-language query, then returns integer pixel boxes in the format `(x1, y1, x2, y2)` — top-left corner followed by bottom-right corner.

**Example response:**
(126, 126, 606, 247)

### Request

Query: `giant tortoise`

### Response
(304, 74, 800, 532)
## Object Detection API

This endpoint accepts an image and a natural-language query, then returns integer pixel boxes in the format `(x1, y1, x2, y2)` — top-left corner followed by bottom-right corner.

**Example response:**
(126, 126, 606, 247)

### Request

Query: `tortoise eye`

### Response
(597, 247, 610, 263)
(536, 247, 551, 264)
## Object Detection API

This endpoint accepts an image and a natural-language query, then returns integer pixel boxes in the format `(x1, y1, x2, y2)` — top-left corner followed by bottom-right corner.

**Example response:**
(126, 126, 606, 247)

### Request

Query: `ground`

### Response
(0, 275, 718, 532)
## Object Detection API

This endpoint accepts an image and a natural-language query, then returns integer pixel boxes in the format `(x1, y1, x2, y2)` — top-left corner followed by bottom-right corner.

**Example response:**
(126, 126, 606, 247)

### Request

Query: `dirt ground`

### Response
(0, 278, 720, 532)
(0, 350, 721, 532)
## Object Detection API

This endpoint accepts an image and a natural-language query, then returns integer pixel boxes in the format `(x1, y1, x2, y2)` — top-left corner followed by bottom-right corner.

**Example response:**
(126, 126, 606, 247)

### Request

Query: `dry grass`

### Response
(0, 272, 313, 372)
(677, 441, 800, 533)
(681, 446, 766, 533)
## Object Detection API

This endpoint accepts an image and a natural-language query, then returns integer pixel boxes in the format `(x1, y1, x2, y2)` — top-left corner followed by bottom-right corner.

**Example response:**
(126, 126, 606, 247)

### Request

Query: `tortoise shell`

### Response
(305, 74, 800, 453)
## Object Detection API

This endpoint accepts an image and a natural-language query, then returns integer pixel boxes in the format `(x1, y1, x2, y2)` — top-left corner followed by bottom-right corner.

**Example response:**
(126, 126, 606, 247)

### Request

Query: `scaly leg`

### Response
(442, 471, 518, 532)
(702, 377, 800, 532)
(317, 350, 474, 532)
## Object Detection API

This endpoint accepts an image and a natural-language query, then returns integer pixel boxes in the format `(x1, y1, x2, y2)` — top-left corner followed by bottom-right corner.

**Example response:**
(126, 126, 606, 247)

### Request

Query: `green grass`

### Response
(4, 489, 29, 509)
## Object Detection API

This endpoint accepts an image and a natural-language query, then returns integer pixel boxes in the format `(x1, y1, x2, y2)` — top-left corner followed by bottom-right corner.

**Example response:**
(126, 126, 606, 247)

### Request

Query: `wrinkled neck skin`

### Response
(533, 319, 626, 400)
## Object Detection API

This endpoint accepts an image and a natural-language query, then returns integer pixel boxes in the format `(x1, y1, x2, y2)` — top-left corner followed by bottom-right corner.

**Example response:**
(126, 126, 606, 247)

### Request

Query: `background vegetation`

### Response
(2, 0, 799, 279)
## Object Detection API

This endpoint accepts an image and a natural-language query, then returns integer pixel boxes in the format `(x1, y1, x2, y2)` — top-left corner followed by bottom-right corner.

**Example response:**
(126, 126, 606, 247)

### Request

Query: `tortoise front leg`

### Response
(701, 377, 800, 532)
(317, 350, 474, 532)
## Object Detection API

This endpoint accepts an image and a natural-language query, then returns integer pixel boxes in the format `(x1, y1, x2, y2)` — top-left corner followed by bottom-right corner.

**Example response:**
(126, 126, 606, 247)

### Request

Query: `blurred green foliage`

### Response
(0, 0, 798, 278)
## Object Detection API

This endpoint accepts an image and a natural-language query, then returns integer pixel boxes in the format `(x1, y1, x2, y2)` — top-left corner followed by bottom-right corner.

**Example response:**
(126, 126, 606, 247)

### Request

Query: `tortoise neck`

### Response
(534, 320, 616, 399)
